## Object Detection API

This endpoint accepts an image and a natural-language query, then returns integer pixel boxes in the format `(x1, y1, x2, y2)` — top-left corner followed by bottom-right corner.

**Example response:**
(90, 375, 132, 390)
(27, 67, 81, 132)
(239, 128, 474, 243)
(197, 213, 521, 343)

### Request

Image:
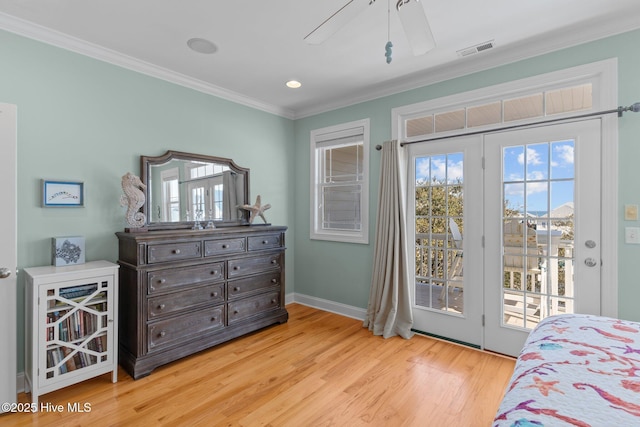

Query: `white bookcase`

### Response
(24, 260, 119, 406)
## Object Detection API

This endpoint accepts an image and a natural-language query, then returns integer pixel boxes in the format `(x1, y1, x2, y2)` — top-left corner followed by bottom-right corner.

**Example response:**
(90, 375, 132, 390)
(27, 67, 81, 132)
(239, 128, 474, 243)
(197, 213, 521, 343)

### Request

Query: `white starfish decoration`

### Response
(240, 195, 271, 224)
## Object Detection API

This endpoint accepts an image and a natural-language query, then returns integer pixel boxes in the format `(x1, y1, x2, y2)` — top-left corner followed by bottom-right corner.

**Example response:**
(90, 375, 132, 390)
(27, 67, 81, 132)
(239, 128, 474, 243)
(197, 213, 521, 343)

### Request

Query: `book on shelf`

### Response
(58, 284, 98, 300)
(47, 337, 106, 374)
(46, 313, 57, 341)
(50, 303, 107, 342)
(62, 346, 76, 372)
(52, 291, 107, 308)
(73, 352, 83, 370)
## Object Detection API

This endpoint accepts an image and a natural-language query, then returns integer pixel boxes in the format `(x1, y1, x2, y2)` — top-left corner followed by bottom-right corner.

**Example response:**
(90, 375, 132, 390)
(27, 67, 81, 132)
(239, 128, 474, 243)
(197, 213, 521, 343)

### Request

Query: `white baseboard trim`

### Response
(286, 292, 366, 321)
(16, 371, 24, 394)
(284, 292, 295, 306)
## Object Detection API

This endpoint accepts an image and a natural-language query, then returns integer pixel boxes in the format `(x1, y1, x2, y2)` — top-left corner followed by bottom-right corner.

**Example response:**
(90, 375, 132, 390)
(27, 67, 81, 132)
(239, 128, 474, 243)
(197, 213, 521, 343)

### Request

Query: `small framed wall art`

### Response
(51, 236, 85, 266)
(42, 180, 84, 207)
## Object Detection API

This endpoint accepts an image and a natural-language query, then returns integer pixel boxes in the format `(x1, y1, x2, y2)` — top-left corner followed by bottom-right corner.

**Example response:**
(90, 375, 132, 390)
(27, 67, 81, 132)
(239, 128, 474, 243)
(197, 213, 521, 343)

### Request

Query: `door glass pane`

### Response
(503, 146, 525, 181)
(414, 153, 464, 315)
(525, 143, 549, 181)
(190, 187, 205, 221)
(502, 140, 575, 329)
(550, 140, 575, 179)
(212, 184, 224, 220)
(526, 182, 549, 215)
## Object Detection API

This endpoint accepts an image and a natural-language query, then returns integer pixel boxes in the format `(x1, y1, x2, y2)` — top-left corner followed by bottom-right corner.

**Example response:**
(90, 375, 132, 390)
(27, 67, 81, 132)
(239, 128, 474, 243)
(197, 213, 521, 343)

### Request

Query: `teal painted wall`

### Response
(294, 28, 640, 321)
(4, 25, 640, 375)
(0, 30, 295, 372)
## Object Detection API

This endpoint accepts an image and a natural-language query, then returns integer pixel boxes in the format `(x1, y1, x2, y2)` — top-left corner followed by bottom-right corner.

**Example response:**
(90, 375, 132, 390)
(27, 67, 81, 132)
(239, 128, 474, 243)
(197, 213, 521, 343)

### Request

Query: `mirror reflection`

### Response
(142, 151, 249, 227)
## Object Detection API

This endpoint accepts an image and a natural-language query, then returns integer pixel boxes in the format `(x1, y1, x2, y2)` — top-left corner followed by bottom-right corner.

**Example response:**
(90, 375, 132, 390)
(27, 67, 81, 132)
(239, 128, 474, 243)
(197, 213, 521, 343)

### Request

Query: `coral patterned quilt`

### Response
(493, 314, 640, 427)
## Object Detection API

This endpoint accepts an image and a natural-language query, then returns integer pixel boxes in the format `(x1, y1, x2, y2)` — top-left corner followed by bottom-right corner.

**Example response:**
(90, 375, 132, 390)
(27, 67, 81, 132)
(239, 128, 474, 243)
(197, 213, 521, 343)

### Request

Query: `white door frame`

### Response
(0, 103, 17, 409)
(392, 59, 618, 320)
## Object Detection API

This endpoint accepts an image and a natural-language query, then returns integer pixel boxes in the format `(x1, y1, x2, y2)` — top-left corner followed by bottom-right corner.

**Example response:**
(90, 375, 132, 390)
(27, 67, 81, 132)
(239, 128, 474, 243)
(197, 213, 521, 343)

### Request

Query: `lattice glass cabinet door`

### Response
(24, 261, 119, 407)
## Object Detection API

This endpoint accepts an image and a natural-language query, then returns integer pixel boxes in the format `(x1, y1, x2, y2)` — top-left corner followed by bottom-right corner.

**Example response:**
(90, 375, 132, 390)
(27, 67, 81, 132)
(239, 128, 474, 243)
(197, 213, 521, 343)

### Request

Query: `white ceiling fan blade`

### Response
(396, 0, 436, 56)
(304, 0, 372, 45)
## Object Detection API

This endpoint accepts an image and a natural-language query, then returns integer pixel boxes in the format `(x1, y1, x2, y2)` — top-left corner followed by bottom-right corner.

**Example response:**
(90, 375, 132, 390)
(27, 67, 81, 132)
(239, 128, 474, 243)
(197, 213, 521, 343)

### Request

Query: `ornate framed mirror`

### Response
(141, 150, 250, 229)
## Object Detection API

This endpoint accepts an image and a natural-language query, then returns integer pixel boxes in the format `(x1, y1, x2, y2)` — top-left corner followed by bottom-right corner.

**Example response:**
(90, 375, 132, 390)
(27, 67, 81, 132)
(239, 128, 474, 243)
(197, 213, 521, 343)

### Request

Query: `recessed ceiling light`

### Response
(187, 38, 217, 54)
(286, 80, 302, 89)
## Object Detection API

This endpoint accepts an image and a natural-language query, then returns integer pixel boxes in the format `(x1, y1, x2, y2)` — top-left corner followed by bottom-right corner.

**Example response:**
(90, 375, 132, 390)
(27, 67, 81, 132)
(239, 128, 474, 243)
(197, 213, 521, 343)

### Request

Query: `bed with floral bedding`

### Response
(493, 314, 640, 427)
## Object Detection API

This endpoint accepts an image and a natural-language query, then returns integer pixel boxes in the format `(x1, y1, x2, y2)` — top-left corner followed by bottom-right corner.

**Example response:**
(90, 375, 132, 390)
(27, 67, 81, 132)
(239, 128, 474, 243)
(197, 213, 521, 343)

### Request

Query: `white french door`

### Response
(408, 135, 483, 346)
(484, 119, 602, 356)
(408, 120, 602, 356)
(0, 103, 17, 410)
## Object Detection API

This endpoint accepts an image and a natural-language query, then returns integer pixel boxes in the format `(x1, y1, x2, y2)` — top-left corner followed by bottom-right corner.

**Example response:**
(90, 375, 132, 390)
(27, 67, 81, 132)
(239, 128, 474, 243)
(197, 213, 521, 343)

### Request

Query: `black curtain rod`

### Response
(375, 102, 640, 151)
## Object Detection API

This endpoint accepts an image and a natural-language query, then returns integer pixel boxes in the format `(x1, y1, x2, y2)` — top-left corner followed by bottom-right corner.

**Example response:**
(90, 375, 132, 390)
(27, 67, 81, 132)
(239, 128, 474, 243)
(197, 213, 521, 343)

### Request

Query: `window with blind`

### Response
(310, 119, 369, 244)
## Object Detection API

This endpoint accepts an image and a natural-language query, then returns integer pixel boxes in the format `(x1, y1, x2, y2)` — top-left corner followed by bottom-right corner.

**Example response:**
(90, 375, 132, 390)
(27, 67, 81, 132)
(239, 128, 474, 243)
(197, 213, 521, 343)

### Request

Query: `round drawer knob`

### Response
(271, 260, 277, 264)
(234, 310, 239, 315)
(234, 286, 240, 292)
(210, 270, 217, 275)
(271, 299, 277, 304)
(159, 279, 166, 284)
(271, 278, 277, 284)
(222, 244, 229, 249)
(159, 330, 166, 338)
(211, 317, 217, 322)
(262, 240, 269, 244)
(211, 292, 218, 297)
(173, 249, 181, 254)
(158, 304, 165, 310)
(233, 266, 240, 270)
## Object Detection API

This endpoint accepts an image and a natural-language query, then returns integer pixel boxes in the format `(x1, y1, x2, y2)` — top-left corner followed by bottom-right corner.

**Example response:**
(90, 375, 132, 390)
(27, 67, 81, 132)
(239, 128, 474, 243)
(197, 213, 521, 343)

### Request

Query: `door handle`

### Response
(0, 268, 11, 279)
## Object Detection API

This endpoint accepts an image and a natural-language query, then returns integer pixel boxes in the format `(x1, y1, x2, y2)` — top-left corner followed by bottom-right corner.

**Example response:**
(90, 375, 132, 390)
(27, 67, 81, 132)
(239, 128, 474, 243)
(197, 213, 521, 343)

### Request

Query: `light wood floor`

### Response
(4, 303, 515, 426)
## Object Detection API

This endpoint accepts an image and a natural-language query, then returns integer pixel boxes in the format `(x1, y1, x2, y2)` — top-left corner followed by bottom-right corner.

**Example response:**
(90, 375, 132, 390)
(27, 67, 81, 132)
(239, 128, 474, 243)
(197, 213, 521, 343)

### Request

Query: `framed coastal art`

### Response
(51, 236, 85, 266)
(42, 180, 85, 207)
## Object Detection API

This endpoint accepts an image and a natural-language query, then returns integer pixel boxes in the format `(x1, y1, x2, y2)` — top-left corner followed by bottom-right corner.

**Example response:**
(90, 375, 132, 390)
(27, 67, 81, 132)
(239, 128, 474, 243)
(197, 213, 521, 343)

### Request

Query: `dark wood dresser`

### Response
(115, 225, 288, 379)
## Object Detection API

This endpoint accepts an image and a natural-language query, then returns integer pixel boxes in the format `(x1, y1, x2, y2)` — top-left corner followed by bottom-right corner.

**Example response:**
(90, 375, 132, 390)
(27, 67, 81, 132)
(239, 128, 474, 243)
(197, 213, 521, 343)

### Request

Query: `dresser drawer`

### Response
(228, 272, 281, 300)
(147, 283, 225, 319)
(147, 263, 224, 294)
(248, 234, 282, 251)
(148, 242, 202, 264)
(227, 253, 281, 278)
(148, 306, 225, 351)
(204, 238, 246, 257)
(228, 291, 280, 324)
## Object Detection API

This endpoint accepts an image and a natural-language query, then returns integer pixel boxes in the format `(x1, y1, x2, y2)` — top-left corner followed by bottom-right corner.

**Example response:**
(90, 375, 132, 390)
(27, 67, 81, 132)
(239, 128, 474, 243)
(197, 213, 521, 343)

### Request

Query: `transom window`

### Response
(186, 161, 228, 179)
(404, 83, 592, 139)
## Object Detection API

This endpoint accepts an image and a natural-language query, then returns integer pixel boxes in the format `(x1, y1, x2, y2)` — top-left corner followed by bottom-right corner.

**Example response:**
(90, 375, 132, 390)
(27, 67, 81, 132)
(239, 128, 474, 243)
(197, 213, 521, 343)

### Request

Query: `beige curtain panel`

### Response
(363, 140, 413, 339)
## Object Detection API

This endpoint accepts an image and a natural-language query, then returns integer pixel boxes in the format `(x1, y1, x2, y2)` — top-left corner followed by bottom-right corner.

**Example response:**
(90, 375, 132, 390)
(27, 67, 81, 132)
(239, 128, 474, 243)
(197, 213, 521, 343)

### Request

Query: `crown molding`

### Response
(2, 11, 639, 121)
(293, 14, 640, 119)
(0, 12, 296, 120)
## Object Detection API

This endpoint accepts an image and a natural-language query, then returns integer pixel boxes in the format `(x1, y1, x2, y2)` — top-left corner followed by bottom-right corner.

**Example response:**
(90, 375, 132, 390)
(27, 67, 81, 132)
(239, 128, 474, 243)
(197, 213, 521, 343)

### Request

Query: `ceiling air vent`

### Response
(457, 40, 495, 57)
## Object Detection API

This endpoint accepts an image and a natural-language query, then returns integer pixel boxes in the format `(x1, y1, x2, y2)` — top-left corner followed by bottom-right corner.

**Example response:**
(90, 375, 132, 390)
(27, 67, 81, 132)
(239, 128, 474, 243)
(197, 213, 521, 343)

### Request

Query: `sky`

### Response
(414, 139, 575, 216)
(503, 139, 574, 215)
